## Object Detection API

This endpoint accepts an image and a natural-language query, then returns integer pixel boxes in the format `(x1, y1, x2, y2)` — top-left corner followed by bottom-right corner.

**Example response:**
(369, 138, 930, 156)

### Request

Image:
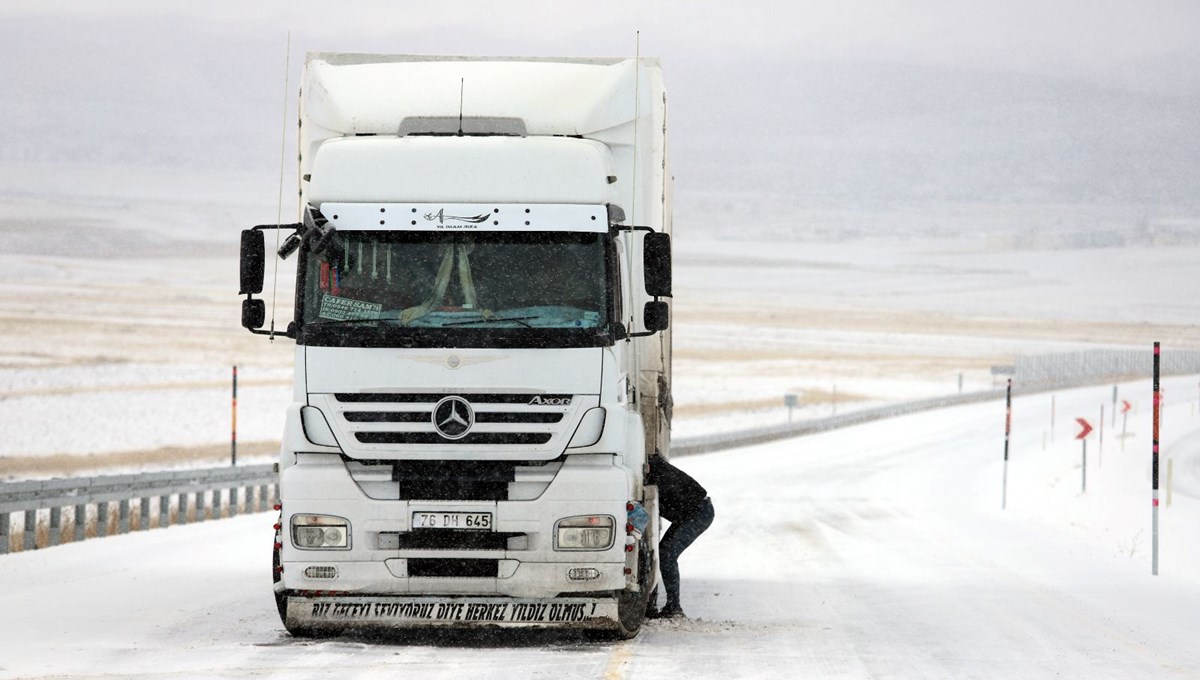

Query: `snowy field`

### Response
(3, 196, 1198, 478)
(0, 379, 1197, 679)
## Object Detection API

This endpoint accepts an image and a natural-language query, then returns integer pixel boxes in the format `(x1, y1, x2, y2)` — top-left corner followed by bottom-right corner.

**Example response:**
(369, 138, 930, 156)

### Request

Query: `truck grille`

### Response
(357, 432, 552, 445)
(345, 459, 562, 501)
(395, 459, 516, 500)
(380, 530, 523, 551)
(336, 393, 572, 404)
(311, 392, 597, 459)
(408, 558, 498, 578)
(345, 412, 562, 424)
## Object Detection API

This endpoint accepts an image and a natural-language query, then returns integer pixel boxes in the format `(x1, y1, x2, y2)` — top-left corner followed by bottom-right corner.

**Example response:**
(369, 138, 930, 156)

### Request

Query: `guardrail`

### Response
(672, 388, 1006, 456)
(0, 374, 1162, 556)
(1, 465, 277, 555)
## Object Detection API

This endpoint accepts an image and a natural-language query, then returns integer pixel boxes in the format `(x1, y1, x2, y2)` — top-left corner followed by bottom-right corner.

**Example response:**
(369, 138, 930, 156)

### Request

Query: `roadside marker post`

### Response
(232, 365, 239, 467)
(1167, 459, 1173, 508)
(1002, 378, 1012, 510)
(1152, 342, 1161, 575)
(1120, 399, 1132, 451)
(1099, 405, 1104, 468)
(1112, 385, 1118, 428)
(1076, 418, 1092, 493)
(1051, 395, 1056, 442)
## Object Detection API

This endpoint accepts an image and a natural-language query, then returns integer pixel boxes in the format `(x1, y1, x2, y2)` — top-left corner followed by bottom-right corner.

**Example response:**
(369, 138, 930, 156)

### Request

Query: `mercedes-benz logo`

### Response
(432, 396, 474, 440)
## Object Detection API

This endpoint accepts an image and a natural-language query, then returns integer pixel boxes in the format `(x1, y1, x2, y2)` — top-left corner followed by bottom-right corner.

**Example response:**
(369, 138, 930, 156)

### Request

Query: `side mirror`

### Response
(643, 301, 669, 332)
(239, 230, 265, 295)
(242, 298, 266, 330)
(277, 232, 303, 260)
(307, 223, 341, 256)
(643, 232, 672, 298)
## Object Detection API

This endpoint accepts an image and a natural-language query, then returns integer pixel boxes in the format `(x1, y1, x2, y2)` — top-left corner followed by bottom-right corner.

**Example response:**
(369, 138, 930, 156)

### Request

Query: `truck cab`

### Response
(239, 54, 672, 638)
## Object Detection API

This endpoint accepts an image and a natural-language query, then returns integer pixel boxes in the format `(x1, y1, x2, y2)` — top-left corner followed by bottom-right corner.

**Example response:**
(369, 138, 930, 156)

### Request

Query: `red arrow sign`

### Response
(1121, 400, 1132, 414)
(1075, 418, 1093, 440)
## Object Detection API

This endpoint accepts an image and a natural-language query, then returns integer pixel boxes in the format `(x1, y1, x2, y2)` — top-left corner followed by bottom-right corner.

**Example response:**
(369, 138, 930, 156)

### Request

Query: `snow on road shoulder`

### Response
(1, 380, 1199, 678)
(665, 377, 1200, 677)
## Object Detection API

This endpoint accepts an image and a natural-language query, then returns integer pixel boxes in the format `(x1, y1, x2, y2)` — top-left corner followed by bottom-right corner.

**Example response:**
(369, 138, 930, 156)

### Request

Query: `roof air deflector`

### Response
(398, 116, 527, 137)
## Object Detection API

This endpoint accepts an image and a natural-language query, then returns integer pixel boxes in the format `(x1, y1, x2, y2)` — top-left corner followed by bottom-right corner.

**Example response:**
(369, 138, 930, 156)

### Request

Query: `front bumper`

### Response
(279, 453, 637, 598)
(283, 556, 628, 597)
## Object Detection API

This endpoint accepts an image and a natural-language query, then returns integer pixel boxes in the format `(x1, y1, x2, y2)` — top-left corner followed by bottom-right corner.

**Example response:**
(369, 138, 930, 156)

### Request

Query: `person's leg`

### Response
(656, 498, 715, 614)
(658, 523, 684, 610)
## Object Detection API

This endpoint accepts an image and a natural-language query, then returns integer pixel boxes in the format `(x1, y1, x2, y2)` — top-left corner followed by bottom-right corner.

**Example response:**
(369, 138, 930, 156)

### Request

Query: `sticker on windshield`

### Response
(319, 295, 383, 321)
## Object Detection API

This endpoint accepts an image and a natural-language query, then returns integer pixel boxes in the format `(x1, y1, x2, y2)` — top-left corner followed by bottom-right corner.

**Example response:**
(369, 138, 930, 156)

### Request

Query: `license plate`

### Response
(412, 512, 493, 530)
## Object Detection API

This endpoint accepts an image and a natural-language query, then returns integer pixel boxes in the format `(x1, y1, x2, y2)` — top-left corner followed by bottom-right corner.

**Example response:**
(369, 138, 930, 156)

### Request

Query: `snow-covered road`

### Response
(2, 378, 1199, 679)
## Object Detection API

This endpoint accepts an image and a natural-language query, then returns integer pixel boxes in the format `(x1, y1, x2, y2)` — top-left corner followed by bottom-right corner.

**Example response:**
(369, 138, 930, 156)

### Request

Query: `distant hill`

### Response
(671, 59, 1200, 210)
(2, 14, 1198, 239)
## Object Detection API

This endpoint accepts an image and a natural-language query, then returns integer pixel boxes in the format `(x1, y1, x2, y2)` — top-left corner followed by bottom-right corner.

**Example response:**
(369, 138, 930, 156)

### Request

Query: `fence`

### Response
(1015, 349, 1200, 386)
(0, 465, 277, 555)
(672, 388, 1006, 456)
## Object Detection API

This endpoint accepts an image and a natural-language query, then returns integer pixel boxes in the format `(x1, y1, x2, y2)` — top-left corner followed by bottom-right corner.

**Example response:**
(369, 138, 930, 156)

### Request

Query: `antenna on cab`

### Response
(269, 30, 292, 342)
(627, 32, 641, 341)
(458, 78, 465, 136)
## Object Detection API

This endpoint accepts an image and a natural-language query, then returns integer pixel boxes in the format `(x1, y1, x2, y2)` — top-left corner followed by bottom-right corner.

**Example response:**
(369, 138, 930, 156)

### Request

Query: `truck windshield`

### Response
(297, 231, 614, 348)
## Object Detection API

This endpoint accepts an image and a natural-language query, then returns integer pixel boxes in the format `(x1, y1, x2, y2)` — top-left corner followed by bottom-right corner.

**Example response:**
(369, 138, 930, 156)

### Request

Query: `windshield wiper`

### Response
(443, 315, 537, 328)
(306, 318, 389, 327)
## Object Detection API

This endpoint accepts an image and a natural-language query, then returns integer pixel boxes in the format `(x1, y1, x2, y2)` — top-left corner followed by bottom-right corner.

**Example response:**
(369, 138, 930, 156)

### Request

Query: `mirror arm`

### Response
(243, 316, 297, 338)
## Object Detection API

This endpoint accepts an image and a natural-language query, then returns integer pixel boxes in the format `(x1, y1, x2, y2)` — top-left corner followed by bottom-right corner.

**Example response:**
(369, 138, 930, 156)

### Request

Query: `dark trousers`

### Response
(659, 497, 715, 607)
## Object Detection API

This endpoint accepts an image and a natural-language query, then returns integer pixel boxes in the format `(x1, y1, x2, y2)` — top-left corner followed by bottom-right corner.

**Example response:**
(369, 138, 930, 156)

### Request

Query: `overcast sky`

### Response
(3, 1, 1198, 232)
(7, 0, 1199, 90)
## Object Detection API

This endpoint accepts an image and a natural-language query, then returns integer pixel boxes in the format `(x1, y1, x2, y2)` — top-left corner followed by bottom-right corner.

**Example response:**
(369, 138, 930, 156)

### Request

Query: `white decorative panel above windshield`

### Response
(320, 203, 608, 233)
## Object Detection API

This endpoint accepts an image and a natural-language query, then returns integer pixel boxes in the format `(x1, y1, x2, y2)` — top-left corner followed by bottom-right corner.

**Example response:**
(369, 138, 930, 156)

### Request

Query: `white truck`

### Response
(238, 53, 673, 638)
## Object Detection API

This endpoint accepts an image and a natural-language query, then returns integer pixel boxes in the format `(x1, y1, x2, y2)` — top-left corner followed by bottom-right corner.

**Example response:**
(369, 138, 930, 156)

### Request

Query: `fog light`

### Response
(304, 566, 338, 579)
(568, 568, 601, 581)
(555, 515, 614, 551)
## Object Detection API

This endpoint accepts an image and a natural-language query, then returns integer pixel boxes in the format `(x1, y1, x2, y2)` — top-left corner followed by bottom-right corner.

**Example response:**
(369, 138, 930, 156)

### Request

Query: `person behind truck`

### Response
(647, 454, 715, 618)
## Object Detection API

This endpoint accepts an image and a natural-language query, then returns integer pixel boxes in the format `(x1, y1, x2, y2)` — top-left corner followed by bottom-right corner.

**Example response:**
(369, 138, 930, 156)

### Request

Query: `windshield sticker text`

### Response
(318, 295, 383, 321)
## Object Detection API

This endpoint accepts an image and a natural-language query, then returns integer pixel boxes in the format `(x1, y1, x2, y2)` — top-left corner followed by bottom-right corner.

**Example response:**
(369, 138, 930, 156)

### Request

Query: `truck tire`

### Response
(614, 536, 655, 639)
(271, 521, 292, 629)
(272, 521, 323, 638)
(271, 539, 287, 625)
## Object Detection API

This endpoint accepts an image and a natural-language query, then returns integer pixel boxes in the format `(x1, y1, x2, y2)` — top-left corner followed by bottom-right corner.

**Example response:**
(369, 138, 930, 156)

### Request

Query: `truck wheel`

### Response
(272, 527, 333, 639)
(271, 524, 290, 627)
(272, 540, 288, 625)
(614, 536, 654, 639)
(615, 589, 647, 639)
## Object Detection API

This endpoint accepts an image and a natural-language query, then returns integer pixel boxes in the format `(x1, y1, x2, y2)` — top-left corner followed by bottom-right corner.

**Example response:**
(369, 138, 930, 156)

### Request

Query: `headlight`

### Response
(291, 514, 350, 549)
(555, 515, 614, 551)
